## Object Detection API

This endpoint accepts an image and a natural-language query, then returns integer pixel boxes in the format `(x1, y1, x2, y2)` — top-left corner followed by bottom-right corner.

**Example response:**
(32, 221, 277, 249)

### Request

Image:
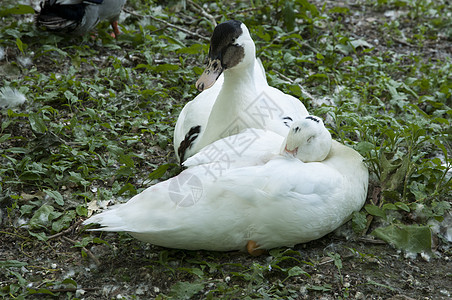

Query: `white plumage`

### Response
(84, 116, 368, 254)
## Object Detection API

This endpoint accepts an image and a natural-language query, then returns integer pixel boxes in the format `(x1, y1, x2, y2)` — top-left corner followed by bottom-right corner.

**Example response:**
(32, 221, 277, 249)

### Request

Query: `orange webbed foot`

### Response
(111, 21, 121, 39)
(246, 240, 266, 256)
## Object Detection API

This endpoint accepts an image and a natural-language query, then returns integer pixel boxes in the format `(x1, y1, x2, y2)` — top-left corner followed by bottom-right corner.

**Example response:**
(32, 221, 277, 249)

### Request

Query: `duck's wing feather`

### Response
(183, 128, 283, 168)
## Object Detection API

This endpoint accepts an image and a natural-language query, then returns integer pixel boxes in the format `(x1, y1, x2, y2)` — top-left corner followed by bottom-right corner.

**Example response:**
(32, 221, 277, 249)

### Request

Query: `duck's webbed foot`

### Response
(110, 20, 121, 38)
(246, 240, 266, 256)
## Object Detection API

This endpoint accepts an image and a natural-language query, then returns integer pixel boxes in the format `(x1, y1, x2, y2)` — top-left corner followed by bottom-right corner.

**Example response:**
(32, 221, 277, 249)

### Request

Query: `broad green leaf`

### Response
(28, 231, 48, 241)
(20, 204, 35, 215)
(153, 64, 179, 73)
(148, 164, 170, 180)
(117, 182, 137, 195)
(29, 113, 48, 134)
(382, 203, 397, 211)
(19, 171, 43, 181)
(176, 44, 204, 55)
(61, 278, 77, 287)
(27, 288, 56, 296)
(44, 189, 64, 206)
(329, 253, 342, 271)
(0, 5, 34, 17)
(29, 204, 62, 229)
(288, 266, 308, 277)
(395, 202, 410, 212)
(351, 211, 367, 233)
(355, 141, 374, 153)
(372, 224, 432, 253)
(307, 284, 332, 291)
(92, 237, 108, 245)
(336, 56, 353, 67)
(0, 134, 11, 143)
(6, 147, 28, 154)
(169, 282, 204, 299)
(328, 6, 350, 14)
(282, 1, 295, 31)
(64, 90, 78, 104)
(76, 205, 88, 217)
(52, 211, 75, 232)
(365, 204, 386, 219)
(350, 38, 373, 49)
(16, 38, 24, 54)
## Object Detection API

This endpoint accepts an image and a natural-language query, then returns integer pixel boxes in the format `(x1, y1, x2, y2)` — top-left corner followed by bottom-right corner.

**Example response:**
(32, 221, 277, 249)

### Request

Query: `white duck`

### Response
(36, 0, 126, 38)
(84, 116, 368, 255)
(174, 20, 309, 163)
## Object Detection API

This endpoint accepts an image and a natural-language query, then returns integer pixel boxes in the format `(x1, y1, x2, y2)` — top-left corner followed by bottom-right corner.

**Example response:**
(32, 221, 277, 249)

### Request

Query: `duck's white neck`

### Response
(223, 59, 256, 89)
(197, 59, 258, 150)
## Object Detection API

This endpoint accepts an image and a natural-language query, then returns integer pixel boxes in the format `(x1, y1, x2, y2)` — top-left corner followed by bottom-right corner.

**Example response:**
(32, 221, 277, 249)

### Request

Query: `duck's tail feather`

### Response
(83, 207, 132, 232)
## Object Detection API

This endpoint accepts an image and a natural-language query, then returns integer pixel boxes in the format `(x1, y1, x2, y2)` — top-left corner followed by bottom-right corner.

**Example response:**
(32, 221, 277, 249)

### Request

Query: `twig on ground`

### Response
(187, 0, 217, 27)
(48, 219, 84, 240)
(123, 8, 209, 41)
(62, 236, 101, 266)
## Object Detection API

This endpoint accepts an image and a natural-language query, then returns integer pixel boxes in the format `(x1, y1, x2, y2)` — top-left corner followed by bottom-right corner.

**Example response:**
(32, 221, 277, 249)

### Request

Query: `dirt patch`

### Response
(2, 225, 451, 299)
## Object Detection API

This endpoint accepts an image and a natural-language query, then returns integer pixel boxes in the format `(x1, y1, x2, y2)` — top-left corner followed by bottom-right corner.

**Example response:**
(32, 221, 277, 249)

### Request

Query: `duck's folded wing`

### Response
(184, 129, 284, 168)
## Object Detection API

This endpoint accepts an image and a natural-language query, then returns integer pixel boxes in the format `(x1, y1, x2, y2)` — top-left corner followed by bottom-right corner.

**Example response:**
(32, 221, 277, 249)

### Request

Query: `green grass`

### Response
(0, 0, 451, 298)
